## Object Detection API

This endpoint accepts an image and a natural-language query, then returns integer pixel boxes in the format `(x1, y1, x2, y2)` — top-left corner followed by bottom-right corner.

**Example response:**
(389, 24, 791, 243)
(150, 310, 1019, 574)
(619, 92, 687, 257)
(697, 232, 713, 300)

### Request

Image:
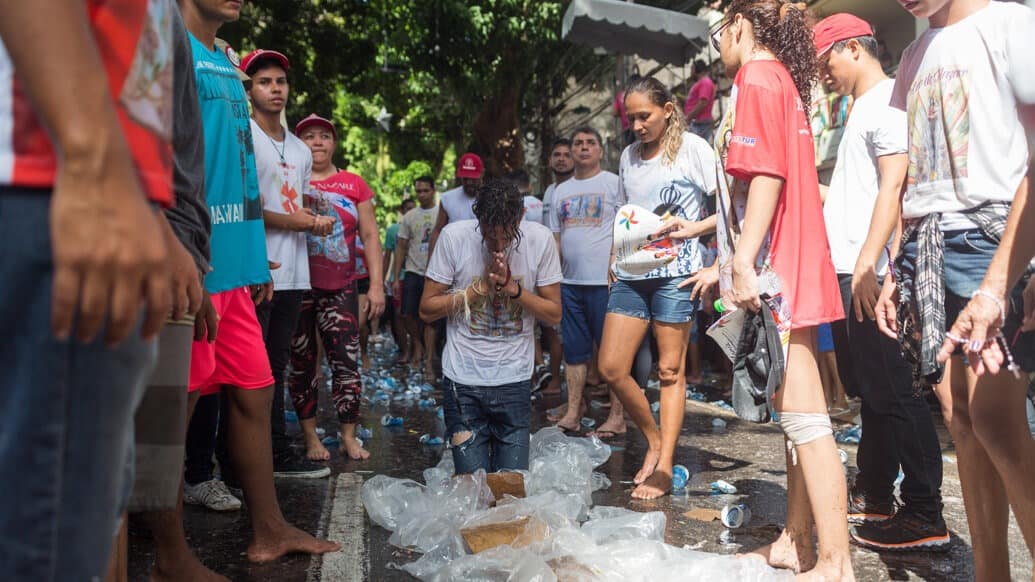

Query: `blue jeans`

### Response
(899, 228, 1035, 370)
(0, 188, 155, 580)
(441, 377, 531, 474)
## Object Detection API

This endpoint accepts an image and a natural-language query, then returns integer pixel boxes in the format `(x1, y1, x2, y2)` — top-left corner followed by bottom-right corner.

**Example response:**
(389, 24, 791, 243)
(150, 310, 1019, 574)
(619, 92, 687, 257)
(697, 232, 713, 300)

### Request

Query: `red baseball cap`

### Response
(240, 49, 290, 76)
(294, 113, 337, 140)
(456, 153, 484, 179)
(813, 14, 874, 56)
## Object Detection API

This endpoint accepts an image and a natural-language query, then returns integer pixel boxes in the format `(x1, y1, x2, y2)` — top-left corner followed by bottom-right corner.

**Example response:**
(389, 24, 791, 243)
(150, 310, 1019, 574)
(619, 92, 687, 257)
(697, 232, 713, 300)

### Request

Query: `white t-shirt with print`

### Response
(439, 186, 477, 224)
(425, 220, 563, 386)
(251, 119, 312, 291)
(523, 195, 544, 224)
(824, 79, 905, 275)
(616, 132, 717, 280)
(549, 171, 620, 285)
(398, 204, 438, 275)
(891, 1, 1030, 223)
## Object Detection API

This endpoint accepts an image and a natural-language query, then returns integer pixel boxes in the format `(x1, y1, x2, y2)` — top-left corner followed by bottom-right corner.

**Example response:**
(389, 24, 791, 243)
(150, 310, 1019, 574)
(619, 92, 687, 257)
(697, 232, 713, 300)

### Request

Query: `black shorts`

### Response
(402, 272, 425, 317)
(356, 277, 370, 295)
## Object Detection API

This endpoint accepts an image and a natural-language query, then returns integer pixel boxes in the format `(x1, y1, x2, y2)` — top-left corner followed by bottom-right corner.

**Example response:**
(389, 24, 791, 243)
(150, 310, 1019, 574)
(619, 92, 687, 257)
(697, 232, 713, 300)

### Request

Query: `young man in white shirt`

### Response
(243, 49, 333, 479)
(814, 15, 947, 550)
(548, 127, 621, 434)
(420, 180, 562, 473)
(393, 176, 440, 379)
(428, 152, 484, 257)
(873, 1, 1035, 575)
(538, 139, 575, 395)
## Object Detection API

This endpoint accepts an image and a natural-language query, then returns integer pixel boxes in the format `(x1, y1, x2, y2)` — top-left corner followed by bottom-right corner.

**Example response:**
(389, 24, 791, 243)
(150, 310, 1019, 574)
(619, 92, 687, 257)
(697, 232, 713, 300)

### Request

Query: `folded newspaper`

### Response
(612, 205, 682, 277)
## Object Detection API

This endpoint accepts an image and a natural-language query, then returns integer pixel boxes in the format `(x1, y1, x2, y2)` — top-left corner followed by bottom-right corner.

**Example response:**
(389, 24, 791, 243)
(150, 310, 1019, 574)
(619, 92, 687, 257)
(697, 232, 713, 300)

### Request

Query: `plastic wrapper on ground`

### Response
(363, 427, 792, 581)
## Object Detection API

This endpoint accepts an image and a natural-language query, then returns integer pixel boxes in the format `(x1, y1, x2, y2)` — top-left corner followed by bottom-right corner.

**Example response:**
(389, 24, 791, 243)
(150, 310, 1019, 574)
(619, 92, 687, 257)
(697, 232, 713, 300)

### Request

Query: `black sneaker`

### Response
(847, 489, 895, 524)
(851, 508, 951, 552)
(272, 449, 331, 479)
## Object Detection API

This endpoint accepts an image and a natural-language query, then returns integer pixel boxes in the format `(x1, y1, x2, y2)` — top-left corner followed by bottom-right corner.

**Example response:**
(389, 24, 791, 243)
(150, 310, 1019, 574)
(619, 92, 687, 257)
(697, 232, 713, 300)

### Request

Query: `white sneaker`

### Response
(184, 479, 242, 512)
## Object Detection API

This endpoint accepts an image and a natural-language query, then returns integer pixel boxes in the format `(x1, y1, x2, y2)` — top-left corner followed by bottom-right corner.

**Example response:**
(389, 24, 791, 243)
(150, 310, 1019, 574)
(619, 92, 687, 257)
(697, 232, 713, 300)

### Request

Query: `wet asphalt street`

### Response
(127, 344, 1033, 581)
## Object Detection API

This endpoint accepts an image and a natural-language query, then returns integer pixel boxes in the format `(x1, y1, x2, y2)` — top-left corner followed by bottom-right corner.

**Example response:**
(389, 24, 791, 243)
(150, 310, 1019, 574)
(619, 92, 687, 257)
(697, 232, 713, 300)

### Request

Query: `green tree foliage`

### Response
(219, 0, 611, 225)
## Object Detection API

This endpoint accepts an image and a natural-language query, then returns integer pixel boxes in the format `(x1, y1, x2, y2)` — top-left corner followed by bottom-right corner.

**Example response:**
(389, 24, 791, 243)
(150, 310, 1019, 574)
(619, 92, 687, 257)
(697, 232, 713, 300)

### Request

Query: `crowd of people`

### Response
(2, 0, 1035, 581)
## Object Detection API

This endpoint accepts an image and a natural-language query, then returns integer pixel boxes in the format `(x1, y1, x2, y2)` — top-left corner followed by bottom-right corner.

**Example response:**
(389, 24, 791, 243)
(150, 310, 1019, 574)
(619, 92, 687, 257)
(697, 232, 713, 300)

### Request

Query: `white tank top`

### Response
(440, 186, 476, 223)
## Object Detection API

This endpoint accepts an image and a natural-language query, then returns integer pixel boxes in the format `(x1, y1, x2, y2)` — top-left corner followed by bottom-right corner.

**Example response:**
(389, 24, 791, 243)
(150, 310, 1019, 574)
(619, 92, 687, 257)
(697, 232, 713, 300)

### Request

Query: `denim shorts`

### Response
(441, 377, 531, 474)
(401, 271, 425, 317)
(607, 277, 698, 324)
(561, 284, 609, 364)
(899, 229, 1034, 369)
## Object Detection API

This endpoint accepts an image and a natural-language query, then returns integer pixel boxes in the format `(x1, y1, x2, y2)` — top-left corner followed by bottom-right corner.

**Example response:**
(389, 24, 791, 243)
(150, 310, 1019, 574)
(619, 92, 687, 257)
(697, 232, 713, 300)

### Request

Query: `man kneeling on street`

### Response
(420, 179, 562, 473)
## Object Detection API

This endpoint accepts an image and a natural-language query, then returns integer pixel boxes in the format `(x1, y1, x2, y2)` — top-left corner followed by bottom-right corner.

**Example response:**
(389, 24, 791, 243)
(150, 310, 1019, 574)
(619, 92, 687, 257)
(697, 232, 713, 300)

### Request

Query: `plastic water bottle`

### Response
(421, 383, 435, 394)
(580, 417, 596, 429)
(721, 504, 752, 529)
(380, 414, 404, 427)
(672, 465, 690, 493)
(650, 401, 661, 414)
(711, 480, 737, 495)
(419, 434, 444, 446)
(356, 426, 373, 440)
(418, 398, 437, 409)
(712, 418, 728, 430)
(436, 406, 445, 420)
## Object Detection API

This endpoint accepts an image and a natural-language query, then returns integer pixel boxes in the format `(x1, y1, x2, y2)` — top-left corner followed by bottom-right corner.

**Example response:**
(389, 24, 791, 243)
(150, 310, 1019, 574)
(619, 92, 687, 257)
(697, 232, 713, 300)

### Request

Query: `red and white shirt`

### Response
(0, 0, 174, 206)
(715, 60, 843, 330)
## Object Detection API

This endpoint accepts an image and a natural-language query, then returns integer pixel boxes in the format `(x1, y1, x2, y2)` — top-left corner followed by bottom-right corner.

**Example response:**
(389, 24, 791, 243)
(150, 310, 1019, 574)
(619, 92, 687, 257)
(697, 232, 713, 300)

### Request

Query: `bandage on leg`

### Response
(779, 412, 833, 465)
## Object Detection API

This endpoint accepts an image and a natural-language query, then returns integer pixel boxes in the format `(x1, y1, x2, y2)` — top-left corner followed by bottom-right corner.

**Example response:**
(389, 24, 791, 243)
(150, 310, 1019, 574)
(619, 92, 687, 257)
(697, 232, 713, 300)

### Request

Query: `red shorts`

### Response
(189, 287, 274, 395)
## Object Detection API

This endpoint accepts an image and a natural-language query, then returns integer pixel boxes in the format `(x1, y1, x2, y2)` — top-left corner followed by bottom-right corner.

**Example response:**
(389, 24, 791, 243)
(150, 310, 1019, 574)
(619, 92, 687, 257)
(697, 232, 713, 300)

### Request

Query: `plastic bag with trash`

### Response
(580, 506, 666, 544)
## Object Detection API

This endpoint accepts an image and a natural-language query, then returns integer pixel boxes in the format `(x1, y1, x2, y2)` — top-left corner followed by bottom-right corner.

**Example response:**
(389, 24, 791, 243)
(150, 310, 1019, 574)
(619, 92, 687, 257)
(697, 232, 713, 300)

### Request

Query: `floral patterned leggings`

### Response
(288, 284, 362, 425)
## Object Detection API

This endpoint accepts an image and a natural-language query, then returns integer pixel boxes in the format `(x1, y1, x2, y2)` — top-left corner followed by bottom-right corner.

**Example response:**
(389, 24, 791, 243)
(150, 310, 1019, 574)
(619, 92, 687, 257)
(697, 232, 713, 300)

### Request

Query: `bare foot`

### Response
(305, 440, 331, 461)
(740, 530, 816, 574)
(592, 419, 626, 437)
(247, 524, 340, 563)
(342, 436, 370, 460)
(152, 553, 229, 582)
(632, 465, 671, 499)
(795, 559, 855, 582)
(633, 443, 658, 484)
(554, 415, 581, 433)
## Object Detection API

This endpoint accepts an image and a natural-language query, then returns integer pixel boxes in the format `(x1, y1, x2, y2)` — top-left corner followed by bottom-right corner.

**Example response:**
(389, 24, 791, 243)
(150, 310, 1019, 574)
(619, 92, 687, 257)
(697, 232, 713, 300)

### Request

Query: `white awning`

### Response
(562, 0, 710, 65)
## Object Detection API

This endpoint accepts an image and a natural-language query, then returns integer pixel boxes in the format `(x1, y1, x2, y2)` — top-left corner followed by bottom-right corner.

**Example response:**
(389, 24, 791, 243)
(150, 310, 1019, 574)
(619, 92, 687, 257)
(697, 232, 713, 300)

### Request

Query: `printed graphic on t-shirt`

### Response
(275, 163, 302, 213)
(418, 222, 433, 253)
(907, 68, 970, 188)
(308, 192, 354, 264)
(468, 277, 525, 337)
(120, 0, 174, 141)
(559, 193, 606, 228)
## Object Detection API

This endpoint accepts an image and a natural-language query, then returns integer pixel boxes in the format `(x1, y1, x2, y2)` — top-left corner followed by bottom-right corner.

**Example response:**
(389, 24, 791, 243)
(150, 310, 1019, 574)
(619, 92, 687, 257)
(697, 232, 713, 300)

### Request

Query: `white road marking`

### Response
(307, 473, 367, 581)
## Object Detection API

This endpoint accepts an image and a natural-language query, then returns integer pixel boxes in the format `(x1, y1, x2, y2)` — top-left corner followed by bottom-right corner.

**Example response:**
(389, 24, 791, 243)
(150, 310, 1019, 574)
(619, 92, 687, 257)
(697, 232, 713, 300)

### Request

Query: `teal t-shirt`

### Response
(384, 222, 403, 282)
(190, 34, 269, 294)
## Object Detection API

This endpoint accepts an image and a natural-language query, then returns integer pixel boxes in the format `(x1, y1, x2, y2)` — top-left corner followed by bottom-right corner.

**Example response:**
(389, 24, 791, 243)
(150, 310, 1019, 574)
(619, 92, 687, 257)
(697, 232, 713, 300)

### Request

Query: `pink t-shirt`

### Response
(306, 170, 373, 290)
(614, 90, 630, 130)
(684, 76, 716, 123)
(715, 60, 843, 330)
